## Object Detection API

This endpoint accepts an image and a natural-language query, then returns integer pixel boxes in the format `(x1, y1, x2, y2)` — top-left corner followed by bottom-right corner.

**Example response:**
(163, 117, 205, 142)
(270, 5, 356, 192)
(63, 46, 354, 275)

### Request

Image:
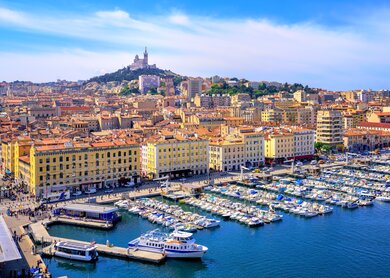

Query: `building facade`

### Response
(139, 75, 160, 94)
(29, 140, 140, 197)
(316, 110, 343, 148)
(141, 133, 209, 179)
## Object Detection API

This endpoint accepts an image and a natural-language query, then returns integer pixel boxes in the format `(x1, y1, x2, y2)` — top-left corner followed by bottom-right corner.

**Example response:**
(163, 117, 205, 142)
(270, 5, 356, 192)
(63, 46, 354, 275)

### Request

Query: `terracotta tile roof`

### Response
(357, 122, 390, 128)
(19, 156, 30, 164)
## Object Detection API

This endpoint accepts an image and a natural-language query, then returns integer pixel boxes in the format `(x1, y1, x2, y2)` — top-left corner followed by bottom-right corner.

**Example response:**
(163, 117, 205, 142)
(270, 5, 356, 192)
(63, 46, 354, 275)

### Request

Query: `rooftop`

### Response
(58, 203, 118, 214)
(0, 216, 21, 263)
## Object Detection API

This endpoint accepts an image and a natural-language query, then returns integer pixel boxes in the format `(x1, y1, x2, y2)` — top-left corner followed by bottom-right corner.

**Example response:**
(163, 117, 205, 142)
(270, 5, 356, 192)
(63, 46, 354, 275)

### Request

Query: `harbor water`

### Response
(44, 199, 390, 278)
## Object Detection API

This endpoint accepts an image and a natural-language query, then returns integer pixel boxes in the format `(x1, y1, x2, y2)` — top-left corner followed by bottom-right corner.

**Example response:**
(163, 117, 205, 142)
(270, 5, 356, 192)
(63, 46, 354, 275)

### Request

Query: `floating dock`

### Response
(29, 221, 166, 264)
(47, 216, 114, 229)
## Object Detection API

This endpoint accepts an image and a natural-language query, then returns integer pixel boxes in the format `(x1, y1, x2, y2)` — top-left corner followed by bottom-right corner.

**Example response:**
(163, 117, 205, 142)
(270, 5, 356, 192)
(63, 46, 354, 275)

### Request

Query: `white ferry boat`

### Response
(54, 241, 98, 262)
(128, 229, 208, 258)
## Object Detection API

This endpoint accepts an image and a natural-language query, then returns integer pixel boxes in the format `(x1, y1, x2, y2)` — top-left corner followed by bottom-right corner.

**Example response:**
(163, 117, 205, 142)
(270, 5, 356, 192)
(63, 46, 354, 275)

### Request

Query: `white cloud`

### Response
(168, 13, 190, 25)
(95, 10, 130, 20)
(0, 6, 390, 89)
(0, 7, 26, 24)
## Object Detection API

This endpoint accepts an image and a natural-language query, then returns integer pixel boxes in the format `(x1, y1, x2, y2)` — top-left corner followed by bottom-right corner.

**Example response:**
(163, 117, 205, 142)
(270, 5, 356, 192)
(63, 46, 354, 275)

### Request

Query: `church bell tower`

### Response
(143, 47, 148, 67)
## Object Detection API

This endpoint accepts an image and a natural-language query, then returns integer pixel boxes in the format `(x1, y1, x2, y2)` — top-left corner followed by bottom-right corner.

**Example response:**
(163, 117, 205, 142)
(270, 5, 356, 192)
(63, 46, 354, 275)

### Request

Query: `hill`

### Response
(88, 67, 179, 84)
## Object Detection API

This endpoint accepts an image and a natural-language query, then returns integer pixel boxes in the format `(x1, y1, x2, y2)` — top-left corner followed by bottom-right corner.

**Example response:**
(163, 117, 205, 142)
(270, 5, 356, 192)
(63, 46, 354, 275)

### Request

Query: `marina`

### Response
(18, 161, 390, 277)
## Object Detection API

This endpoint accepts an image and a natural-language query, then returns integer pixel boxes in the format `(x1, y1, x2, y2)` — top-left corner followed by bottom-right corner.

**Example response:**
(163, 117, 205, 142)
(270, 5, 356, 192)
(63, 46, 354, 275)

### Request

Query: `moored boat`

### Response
(54, 241, 98, 262)
(128, 229, 208, 258)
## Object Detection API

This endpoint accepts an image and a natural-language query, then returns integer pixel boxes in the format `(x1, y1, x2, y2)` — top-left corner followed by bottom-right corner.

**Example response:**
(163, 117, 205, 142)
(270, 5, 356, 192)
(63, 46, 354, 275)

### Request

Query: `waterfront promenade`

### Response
(3, 215, 49, 276)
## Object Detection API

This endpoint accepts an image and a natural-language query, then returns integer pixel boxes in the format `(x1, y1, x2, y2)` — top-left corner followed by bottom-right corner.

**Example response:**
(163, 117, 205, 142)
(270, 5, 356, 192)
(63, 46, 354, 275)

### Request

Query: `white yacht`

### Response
(53, 241, 98, 262)
(128, 229, 208, 258)
(376, 195, 390, 202)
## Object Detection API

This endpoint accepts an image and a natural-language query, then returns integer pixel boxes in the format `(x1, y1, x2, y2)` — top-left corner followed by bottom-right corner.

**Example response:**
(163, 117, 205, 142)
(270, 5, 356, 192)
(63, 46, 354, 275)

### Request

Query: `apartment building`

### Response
(29, 140, 140, 197)
(209, 127, 264, 171)
(141, 132, 209, 179)
(261, 109, 283, 122)
(343, 129, 390, 152)
(264, 130, 295, 164)
(316, 110, 343, 148)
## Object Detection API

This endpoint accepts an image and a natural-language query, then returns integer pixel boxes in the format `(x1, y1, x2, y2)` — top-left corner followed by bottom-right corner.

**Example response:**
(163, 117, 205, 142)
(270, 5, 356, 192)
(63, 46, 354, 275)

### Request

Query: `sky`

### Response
(1, 0, 390, 90)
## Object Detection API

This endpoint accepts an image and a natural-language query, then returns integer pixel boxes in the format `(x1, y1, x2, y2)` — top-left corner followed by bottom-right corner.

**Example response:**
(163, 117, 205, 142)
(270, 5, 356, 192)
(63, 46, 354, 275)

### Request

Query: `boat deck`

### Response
(30, 221, 166, 264)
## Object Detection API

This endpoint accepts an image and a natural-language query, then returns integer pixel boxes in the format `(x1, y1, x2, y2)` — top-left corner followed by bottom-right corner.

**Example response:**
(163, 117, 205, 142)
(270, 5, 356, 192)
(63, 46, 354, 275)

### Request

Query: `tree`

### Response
(258, 82, 267, 90)
(315, 142, 332, 153)
(148, 88, 158, 95)
(120, 84, 140, 96)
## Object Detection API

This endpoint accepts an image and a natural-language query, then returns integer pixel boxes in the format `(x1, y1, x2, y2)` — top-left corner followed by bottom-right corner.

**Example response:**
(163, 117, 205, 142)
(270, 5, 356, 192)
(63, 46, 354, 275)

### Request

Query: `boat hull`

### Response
(54, 251, 98, 262)
(128, 244, 207, 259)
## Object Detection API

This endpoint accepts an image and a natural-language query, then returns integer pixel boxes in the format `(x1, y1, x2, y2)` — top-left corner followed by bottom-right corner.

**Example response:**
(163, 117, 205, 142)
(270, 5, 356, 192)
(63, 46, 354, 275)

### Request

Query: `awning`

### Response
(50, 185, 67, 191)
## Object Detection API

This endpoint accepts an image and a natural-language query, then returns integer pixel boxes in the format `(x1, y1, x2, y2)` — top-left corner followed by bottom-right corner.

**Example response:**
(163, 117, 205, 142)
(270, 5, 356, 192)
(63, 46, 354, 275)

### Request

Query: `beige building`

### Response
(264, 127, 315, 164)
(293, 90, 307, 103)
(367, 111, 390, 123)
(231, 93, 251, 104)
(209, 127, 264, 171)
(316, 110, 343, 148)
(344, 128, 390, 152)
(261, 109, 283, 122)
(141, 132, 209, 179)
(29, 140, 140, 197)
(264, 131, 295, 164)
(193, 94, 231, 108)
(186, 78, 203, 100)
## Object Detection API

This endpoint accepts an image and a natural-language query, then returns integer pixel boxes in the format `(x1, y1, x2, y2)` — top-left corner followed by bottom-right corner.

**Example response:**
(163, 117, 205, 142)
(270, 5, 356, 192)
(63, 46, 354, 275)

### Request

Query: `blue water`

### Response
(44, 199, 390, 278)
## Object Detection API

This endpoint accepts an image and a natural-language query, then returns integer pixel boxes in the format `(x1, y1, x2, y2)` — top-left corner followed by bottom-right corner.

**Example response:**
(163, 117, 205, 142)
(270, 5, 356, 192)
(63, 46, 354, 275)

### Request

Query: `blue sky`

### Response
(1, 0, 390, 90)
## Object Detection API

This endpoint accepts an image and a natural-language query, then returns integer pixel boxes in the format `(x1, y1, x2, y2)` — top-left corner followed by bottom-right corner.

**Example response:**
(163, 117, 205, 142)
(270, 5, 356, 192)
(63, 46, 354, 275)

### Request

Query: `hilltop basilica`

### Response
(129, 47, 157, 70)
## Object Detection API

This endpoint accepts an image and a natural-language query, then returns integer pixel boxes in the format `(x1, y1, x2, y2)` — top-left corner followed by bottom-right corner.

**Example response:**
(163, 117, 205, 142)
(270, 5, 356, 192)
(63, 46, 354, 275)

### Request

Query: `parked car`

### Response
(104, 188, 114, 193)
(85, 188, 97, 194)
(72, 190, 82, 196)
(124, 181, 135, 187)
